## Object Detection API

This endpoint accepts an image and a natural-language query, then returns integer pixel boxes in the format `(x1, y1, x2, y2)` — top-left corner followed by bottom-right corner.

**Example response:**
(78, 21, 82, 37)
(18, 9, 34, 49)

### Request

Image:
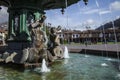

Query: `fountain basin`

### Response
(61, 44, 120, 58)
(0, 53, 119, 80)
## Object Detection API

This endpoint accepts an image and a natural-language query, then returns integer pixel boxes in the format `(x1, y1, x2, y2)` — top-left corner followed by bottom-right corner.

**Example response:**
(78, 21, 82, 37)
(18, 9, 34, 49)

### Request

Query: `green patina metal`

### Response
(7, 8, 45, 41)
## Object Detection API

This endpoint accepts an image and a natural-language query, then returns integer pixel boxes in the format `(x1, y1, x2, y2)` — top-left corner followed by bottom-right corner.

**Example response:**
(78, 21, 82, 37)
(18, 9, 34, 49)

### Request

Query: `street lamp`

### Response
(61, 7, 65, 15)
(83, 0, 88, 5)
(86, 26, 91, 44)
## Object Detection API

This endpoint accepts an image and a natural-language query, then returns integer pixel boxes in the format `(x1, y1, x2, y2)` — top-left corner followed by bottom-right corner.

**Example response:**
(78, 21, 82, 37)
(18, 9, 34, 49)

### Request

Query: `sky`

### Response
(0, 0, 120, 31)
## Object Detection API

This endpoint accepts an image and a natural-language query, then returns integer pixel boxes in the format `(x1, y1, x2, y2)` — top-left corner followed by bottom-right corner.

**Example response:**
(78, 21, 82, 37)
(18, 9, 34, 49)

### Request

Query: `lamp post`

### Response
(61, 7, 65, 15)
(83, 0, 88, 5)
(86, 26, 91, 45)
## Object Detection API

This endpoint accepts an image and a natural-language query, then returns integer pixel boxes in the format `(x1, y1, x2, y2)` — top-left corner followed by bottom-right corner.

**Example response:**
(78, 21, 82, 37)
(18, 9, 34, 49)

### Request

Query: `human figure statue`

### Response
(21, 15, 53, 63)
(49, 26, 61, 48)
(30, 15, 48, 49)
(49, 26, 63, 58)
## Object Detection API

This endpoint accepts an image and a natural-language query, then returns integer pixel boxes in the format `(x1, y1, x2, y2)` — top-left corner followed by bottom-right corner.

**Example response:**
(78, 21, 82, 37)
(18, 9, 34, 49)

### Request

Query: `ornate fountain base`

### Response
(7, 42, 31, 50)
(0, 42, 63, 65)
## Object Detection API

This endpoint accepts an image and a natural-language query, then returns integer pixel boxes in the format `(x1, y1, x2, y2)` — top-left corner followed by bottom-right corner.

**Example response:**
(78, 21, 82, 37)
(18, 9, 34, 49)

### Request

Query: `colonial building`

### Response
(57, 28, 120, 44)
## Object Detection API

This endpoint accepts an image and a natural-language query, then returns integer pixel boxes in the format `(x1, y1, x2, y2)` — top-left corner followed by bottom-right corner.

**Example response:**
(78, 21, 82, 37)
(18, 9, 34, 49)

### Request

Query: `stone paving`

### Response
(62, 44, 120, 52)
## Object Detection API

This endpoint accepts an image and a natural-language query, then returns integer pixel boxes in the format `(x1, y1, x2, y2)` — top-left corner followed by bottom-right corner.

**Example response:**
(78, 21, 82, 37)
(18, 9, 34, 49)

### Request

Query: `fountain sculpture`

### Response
(0, 0, 88, 67)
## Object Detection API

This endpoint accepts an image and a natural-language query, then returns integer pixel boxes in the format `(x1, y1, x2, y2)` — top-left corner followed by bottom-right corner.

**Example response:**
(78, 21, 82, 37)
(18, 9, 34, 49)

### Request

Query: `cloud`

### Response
(46, 9, 98, 31)
(99, 10, 111, 15)
(0, 6, 8, 14)
(46, 10, 83, 29)
(83, 9, 99, 14)
(46, 12, 71, 28)
(80, 8, 109, 15)
(77, 2, 100, 15)
(116, 16, 120, 19)
(0, 6, 8, 23)
(110, 1, 120, 11)
(84, 19, 96, 26)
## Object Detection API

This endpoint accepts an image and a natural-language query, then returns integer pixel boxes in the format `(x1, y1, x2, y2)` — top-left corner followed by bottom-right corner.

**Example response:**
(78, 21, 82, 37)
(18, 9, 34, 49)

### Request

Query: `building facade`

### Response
(57, 29, 120, 44)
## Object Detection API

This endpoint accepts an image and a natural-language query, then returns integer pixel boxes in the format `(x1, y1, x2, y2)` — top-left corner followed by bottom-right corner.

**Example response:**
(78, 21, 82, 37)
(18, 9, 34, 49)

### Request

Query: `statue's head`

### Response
(41, 15, 46, 20)
(57, 25, 61, 30)
(39, 15, 46, 23)
(50, 26, 62, 34)
(50, 27, 56, 34)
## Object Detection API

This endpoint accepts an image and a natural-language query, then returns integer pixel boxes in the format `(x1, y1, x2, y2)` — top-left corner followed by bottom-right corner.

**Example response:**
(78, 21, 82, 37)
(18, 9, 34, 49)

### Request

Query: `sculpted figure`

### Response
(21, 15, 53, 63)
(30, 15, 48, 48)
(49, 26, 63, 58)
(49, 26, 61, 48)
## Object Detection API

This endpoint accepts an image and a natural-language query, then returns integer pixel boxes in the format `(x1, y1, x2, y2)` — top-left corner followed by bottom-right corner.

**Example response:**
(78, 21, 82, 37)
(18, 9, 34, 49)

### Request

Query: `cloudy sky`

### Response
(46, 0, 120, 30)
(0, 0, 120, 30)
(0, 6, 8, 23)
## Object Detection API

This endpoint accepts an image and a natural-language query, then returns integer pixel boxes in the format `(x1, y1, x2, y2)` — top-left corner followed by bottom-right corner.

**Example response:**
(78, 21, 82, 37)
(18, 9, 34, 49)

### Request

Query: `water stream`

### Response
(64, 46, 70, 58)
(95, 0, 110, 66)
(41, 59, 50, 73)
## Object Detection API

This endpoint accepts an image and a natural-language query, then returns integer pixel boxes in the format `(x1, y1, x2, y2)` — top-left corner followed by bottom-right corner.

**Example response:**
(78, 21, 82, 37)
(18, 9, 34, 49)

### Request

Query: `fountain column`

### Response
(8, 10, 14, 40)
(7, 6, 46, 48)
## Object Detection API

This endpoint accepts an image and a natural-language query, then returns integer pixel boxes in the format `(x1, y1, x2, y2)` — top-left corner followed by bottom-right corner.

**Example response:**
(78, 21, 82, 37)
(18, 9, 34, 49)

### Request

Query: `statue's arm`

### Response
(55, 35, 60, 45)
(41, 30, 48, 45)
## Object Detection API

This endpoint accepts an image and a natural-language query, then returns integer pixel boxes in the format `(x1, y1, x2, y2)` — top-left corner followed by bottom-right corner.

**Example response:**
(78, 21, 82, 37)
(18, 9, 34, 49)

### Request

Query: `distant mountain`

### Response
(96, 18, 120, 30)
(0, 22, 8, 30)
(0, 21, 8, 26)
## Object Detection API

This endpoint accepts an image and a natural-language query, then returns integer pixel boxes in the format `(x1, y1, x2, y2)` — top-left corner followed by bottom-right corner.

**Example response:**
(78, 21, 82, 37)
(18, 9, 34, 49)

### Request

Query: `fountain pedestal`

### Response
(7, 7, 45, 43)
